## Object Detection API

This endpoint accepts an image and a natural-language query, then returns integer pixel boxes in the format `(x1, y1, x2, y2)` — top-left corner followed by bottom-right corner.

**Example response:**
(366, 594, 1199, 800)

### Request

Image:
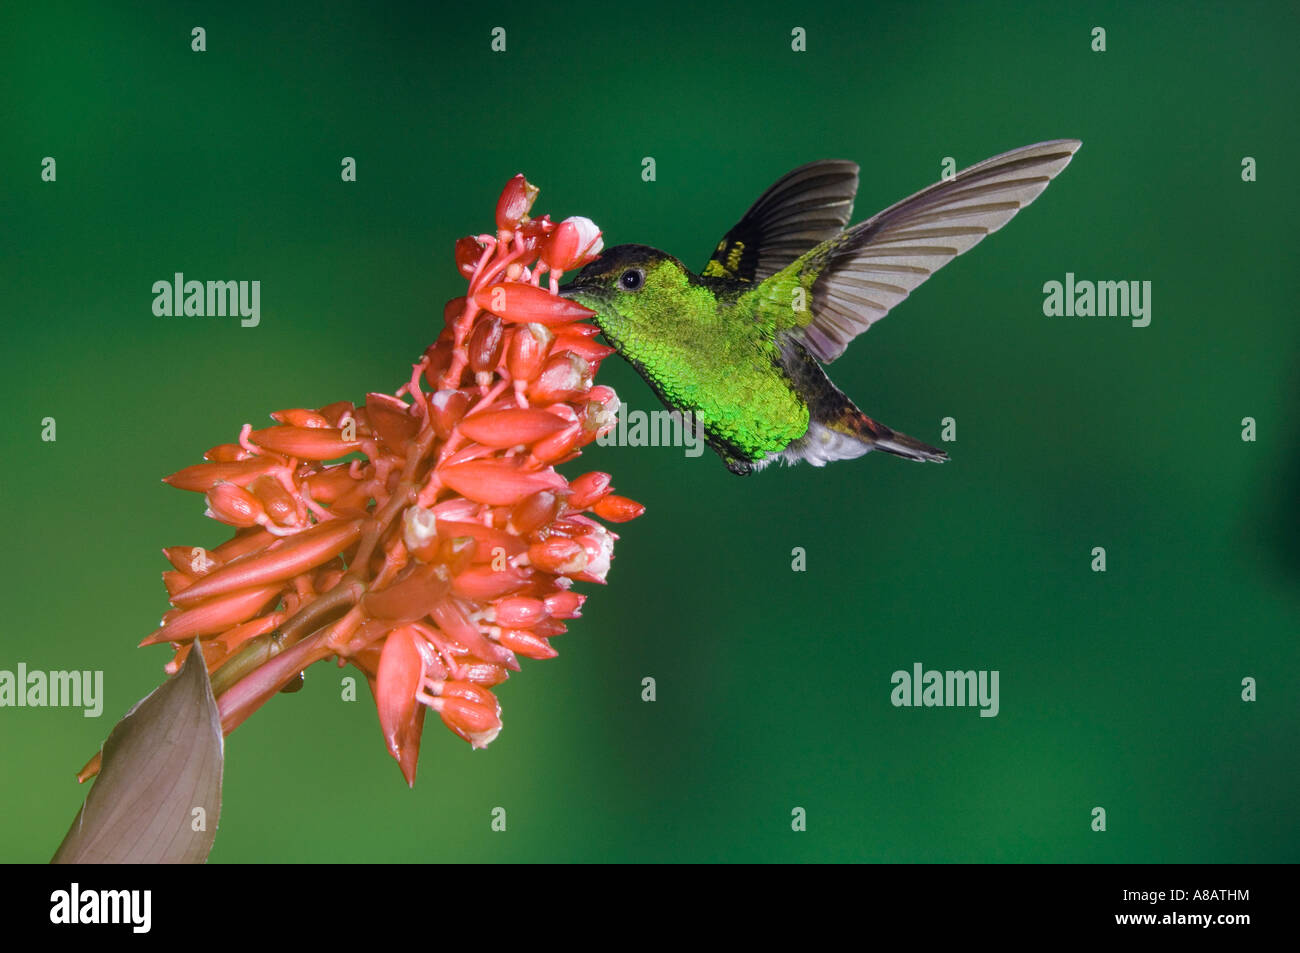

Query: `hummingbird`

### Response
(558, 140, 1081, 475)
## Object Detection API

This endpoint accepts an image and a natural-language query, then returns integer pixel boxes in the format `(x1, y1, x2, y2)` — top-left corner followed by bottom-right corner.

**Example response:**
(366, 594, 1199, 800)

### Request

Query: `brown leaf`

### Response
(52, 642, 223, 863)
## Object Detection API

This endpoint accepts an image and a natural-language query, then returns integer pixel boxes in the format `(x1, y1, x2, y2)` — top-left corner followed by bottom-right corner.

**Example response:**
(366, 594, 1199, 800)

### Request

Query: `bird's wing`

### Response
(701, 160, 859, 283)
(778, 140, 1081, 362)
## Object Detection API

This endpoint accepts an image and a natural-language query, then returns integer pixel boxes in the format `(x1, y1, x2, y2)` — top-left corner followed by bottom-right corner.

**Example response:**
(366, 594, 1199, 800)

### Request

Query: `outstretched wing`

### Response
(702, 160, 859, 283)
(780, 140, 1082, 362)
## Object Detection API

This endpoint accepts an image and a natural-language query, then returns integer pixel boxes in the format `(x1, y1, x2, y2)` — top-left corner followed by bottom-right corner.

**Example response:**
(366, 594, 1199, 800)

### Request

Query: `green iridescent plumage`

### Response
(560, 141, 1081, 474)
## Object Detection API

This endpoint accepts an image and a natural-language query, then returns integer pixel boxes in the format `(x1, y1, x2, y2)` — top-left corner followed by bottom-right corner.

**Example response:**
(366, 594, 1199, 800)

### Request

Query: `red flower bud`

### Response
(529, 421, 583, 465)
(529, 353, 590, 404)
(435, 693, 502, 748)
(163, 458, 280, 492)
(141, 583, 281, 646)
(457, 408, 568, 448)
(203, 443, 251, 462)
(467, 314, 505, 374)
(365, 393, 420, 451)
(271, 408, 330, 429)
(302, 465, 359, 504)
(430, 389, 471, 439)
(375, 626, 430, 786)
(567, 471, 612, 509)
(492, 596, 548, 628)
(171, 519, 363, 607)
(205, 481, 265, 528)
(316, 401, 357, 427)
(551, 332, 616, 365)
(593, 494, 647, 523)
(249, 475, 298, 526)
(364, 563, 453, 622)
(544, 590, 585, 618)
(455, 236, 487, 278)
(474, 282, 594, 326)
(495, 174, 539, 231)
(248, 425, 361, 461)
(495, 628, 557, 660)
(457, 661, 510, 687)
(540, 216, 603, 272)
(527, 537, 588, 574)
(438, 459, 567, 506)
(506, 323, 553, 382)
(451, 565, 533, 601)
(509, 489, 561, 534)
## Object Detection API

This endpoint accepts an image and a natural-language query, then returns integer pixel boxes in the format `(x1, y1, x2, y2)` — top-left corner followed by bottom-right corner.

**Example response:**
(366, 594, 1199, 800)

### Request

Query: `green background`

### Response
(2, 0, 1296, 862)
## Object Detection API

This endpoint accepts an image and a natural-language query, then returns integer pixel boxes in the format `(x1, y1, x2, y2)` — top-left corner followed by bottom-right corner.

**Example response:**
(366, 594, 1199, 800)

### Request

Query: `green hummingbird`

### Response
(558, 140, 1081, 475)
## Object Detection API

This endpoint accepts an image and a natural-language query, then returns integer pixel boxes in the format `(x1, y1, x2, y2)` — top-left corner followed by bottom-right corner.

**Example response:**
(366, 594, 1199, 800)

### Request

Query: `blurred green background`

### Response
(2, 0, 1297, 863)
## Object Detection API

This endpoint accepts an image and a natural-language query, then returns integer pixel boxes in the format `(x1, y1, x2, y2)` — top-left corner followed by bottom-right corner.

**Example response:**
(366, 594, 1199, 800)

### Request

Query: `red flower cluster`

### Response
(83, 175, 643, 786)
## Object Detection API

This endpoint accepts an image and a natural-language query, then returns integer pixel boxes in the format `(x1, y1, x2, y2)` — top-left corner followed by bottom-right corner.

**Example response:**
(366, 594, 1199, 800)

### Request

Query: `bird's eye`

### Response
(620, 269, 644, 291)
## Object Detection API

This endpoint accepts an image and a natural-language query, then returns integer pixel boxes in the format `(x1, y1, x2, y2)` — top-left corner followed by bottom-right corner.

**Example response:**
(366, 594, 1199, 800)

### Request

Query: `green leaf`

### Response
(52, 643, 223, 863)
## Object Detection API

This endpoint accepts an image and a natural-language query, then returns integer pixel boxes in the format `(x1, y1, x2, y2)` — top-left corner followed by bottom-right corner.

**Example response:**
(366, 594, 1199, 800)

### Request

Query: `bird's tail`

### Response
(832, 410, 949, 463)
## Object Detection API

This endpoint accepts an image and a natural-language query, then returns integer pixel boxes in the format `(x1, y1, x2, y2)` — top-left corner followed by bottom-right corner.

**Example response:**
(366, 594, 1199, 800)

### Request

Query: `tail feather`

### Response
(836, 412, 949, 463)
(775, 335, 948, 467)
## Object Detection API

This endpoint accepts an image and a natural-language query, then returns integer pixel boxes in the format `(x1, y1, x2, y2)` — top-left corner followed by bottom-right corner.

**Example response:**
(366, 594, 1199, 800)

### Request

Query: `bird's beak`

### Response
(556, 281, 577, 299)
